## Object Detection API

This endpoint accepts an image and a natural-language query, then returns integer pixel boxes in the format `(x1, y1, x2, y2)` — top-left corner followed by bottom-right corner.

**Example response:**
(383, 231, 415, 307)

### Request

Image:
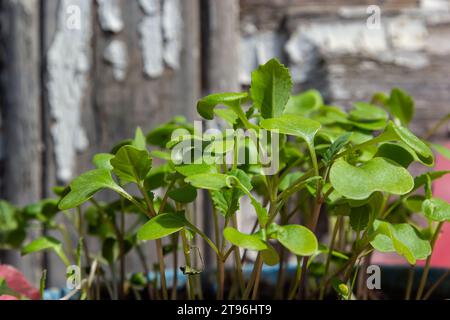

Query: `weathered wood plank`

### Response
(92, 0, 201, 276)
(202, 0, 240, 93)
(0, 0, 42, 281)
(201, 0, 241, 265)
(40, 0, 95, 286)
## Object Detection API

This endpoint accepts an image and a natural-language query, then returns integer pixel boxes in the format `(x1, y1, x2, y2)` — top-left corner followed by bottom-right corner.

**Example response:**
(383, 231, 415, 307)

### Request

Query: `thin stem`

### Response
(155, 242, 168, 299)
(357, 254, 371, 300)
(211, 203, 223, 299)
(416, 221, 444, 300)
(288, 256, 303, 300)
(137, 183, 168, 300)
(217, 258, 225, 300)
(171, 233, 179, 300)
(274, 246, 286, 299)
(299, 190, 324, 298)
(274, 206, 288, 299)
(320, 243, 371, 293)
(231, 215, 246, 296)
(251, 256, 263, 300)
(118, 200, 126, 299)
(348, 259, 361, 300)
(320, 215, 342, 300)
(76, 207, 91, 267)
(138, 183, 157, 216)
(423, 269, 450, 300)
(110, 263, 118, 300)
(243, 254, 261, 300)
(57, 224, 75, 261)
(188, 222, 220, 256)
(159, 180, 176, 214)
(240, 219, 259, 265)
(135, 244, 153, 299)
(181, 230, 195, 300)
(424, 113, 450, 139)
(405, 266, 415, 300)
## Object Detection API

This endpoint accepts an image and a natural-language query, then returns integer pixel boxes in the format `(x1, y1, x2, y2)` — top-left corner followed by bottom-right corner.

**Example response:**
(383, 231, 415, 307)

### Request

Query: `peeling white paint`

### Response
(97, 0, 124, 33)
(139, 0, 160, 15)
(405, 1, 450, 25)
(138, 15, 164, 78)
(46, 0, 91, 182)
(338, 6, 370, 18)
(240, 31, 285, 84)
(288, 22, 388, 56)
(162, 0, 182, 69)
(285, 33, 320, 83)
(285, 20, 431, 71)
(103, 40, 128, 81)
(388, 16, 427, 51)
(378, 51, 430, 69)
(421, 0, 450, 11)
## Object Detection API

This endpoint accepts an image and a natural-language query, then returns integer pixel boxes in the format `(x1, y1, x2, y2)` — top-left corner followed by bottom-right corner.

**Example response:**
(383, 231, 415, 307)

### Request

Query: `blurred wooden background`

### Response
(1, 0, 449, 286)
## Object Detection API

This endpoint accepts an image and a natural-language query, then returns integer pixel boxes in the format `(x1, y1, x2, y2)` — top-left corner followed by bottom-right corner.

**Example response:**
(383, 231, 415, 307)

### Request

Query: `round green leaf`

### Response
(349, 102, 388, 121)
(284, 89, 323, 116)
(59, 169, 125, 210)
(92, 153, 114, 170)
(271, 225, 318, 256)
(223, 227, 268, 251)
(349, 205, 371, 232)
(197, 92, 255, 129)
(422, 198, 450, 222)
(197, 92, 248, 120)
(403, 195, 425, 213)
(261, 244, 280, 266)
(330, 157, 414, 200)
(175, 163, 217, 177)
(22, 236, 70, 266)
(370, 220, 431, 265)
(386, 88, 414, 126)
(377, 122, 434, 166)
(168, 185, 198, 203)
(375, 143, 415, 168)
(185, 173, 233, 191)
(260, 114, 321, 146)
(111, 145, 152, 184)
(137, 213, 188, 241)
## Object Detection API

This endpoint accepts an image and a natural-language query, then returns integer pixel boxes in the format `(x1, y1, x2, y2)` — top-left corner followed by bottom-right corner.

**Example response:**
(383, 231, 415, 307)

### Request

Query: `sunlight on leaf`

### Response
(330, 157, 414, 200)
(250, 58, 293, 119)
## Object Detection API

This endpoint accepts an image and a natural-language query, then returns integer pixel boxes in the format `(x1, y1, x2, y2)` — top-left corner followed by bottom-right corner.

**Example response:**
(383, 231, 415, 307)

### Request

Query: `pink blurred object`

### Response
(421, 141, 450, 268)
(372, 141, 450, 267)
(0, 265, 40, 300)
(0, 295, 20, 300)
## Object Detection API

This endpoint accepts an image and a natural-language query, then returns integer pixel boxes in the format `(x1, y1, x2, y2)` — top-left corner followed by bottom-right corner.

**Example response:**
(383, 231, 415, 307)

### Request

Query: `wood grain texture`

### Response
(202, 0, 241, 93)
(0, 0, 42, 277)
